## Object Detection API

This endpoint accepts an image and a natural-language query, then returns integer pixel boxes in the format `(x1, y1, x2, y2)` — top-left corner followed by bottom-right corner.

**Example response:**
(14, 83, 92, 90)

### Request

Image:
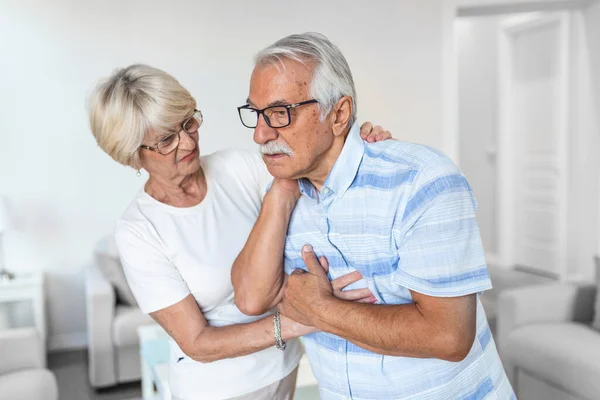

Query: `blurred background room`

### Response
(0, 0, 599, 399)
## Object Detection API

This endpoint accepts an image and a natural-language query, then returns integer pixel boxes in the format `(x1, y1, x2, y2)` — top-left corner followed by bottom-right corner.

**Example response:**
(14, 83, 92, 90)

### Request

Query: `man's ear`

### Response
(330, 96, 353, 137)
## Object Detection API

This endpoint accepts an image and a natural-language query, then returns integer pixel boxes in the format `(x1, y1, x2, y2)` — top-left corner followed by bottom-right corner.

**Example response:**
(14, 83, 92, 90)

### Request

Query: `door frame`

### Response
(496, 12, 571, 278)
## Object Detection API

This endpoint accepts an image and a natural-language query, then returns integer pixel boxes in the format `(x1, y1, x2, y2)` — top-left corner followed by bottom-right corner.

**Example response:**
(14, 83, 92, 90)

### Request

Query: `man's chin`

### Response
(264, 163, 296, 180)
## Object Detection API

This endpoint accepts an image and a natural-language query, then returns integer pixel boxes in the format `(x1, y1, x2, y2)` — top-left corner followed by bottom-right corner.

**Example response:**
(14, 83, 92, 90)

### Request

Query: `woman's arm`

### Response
(115, 221, 311, 363)
(155, 265, 372, 363)
(150, 294, 312, 363)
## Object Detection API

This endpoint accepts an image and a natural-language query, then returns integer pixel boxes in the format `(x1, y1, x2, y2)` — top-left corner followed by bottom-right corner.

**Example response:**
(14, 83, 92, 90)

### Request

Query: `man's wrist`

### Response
(265, 188, 299, 212)
(311, 296, 340, 331)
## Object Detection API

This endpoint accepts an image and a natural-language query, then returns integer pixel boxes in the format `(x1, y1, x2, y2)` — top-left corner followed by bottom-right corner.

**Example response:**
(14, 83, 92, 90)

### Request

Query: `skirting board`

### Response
(48, 331, 87, 352)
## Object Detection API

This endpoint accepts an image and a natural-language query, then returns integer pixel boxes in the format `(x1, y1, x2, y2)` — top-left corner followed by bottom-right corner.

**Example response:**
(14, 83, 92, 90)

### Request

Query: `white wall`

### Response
(456, 16, 501, 256)
(0, 0, 447, 349)
(458, 0, 589, 14)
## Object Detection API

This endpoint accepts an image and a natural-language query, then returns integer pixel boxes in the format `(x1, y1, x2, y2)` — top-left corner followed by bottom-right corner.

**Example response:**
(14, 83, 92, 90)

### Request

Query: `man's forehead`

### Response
(248, 62, 311, 107)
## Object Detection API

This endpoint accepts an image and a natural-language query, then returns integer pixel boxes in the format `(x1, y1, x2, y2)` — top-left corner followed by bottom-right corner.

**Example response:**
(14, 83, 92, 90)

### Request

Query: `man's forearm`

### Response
(231, 190, 295, 315)
(313, 298, 472, 361)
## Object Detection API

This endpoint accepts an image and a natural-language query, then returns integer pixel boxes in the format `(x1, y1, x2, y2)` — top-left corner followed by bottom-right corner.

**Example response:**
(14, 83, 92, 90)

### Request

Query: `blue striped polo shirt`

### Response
(283, 123, 515, 399)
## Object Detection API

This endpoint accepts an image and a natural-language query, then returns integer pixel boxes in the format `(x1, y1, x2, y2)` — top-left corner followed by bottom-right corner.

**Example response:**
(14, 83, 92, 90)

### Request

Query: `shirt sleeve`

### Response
(114, 222, 190, 314)
(392, 155, 492, 297)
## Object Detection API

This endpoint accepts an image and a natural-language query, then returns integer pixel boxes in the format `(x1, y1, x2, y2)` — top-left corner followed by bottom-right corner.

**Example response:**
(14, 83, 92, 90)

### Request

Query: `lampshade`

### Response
(0, 196, 14, 234)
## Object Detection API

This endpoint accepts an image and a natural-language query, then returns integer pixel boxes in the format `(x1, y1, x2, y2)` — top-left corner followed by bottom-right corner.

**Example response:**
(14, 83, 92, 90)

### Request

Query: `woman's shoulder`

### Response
(201, 148, 261, 171)
(114, 191, 156, 242)
(202, 148, 268, 186)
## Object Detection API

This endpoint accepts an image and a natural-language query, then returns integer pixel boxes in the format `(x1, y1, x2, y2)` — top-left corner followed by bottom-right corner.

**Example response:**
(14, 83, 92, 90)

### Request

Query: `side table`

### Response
(0, 272, 46, 366)
(138, 323, 171, 400)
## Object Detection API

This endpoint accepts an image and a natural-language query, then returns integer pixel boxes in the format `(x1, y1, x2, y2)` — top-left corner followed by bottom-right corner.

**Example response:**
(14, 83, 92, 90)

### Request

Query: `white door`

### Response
(497, 13, 570, 278)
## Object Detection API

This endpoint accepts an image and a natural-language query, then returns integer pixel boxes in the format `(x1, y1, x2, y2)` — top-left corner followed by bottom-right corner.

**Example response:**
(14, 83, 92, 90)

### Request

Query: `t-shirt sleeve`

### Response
(114, 222, 190, 314)
(392, 155, 492, 297)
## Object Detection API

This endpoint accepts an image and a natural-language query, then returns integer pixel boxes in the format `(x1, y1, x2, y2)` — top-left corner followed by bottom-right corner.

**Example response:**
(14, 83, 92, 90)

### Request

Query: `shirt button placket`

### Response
(343, 342, 352, 398)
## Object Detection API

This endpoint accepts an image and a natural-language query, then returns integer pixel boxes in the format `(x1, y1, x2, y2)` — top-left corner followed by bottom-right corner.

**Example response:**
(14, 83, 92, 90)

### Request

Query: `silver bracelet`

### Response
(273, 310, 286, 351)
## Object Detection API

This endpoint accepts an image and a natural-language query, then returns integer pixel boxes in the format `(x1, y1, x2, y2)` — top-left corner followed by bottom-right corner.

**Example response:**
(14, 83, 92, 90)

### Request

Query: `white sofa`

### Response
(85, 261, 154, 388)
(498, 282, 600, 400)
(480, 265, 554, 334)
(0, 327, 58, 400)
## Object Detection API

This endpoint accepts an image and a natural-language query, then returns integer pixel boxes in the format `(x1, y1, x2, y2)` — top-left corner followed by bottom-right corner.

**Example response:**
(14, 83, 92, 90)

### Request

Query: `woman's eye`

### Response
(160, 135, 175, 145)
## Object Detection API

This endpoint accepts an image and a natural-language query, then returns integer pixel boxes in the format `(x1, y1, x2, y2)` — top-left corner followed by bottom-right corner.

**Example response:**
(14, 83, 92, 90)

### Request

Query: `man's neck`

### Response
(306, 129, 349, 192)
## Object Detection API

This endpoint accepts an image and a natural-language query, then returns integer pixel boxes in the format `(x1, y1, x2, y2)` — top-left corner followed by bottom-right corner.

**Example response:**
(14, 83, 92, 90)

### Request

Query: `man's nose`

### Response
(253, 114, 277, 145)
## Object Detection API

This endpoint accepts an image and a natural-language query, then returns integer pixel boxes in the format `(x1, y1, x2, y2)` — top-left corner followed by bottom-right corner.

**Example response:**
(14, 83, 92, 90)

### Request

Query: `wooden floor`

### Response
(49, 350, 142, 400)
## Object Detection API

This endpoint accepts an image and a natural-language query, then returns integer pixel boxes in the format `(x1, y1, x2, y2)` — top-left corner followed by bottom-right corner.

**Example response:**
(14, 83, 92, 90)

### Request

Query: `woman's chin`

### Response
(182, 158, 201, 175)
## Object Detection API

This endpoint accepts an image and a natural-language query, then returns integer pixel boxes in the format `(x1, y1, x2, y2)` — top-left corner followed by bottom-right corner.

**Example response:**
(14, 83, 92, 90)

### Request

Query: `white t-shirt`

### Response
(114, 149, 303, 400)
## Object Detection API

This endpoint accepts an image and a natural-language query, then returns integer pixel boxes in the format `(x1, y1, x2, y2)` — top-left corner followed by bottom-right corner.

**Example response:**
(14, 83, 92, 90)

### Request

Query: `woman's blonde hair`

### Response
(88, 64, 196, 169)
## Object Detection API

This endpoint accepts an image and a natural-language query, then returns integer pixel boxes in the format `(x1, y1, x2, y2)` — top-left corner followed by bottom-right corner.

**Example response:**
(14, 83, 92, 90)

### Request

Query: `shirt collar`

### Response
(298, 121, 364, 201)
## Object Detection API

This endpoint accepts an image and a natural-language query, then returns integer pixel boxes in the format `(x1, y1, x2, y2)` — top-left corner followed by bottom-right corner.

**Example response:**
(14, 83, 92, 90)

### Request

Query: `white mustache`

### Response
(259, 141, 293, 156)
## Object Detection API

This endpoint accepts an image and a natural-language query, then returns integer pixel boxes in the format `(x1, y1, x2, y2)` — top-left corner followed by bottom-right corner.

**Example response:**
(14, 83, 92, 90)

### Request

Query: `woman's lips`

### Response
(180, 148, 197, 162)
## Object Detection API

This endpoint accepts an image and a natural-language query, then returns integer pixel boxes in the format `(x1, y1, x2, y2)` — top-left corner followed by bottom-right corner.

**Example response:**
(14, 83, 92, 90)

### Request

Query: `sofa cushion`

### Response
(0, 328, 43, 375)
(593, 257, 600, 331)
(0, 369, 58, 400)
(505, 322, 600, 399)
(517, 370, 586, 400)
(112, 305, 154, 347)
(95, 235, 138, 307)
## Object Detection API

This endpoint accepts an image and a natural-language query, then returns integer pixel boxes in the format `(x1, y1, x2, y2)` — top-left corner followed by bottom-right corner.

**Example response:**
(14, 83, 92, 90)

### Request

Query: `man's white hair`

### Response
(254, 32, 357, 128)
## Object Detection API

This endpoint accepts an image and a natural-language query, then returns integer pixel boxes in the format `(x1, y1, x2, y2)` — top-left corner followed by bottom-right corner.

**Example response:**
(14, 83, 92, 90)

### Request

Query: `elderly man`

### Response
(232, 33, 515, 399)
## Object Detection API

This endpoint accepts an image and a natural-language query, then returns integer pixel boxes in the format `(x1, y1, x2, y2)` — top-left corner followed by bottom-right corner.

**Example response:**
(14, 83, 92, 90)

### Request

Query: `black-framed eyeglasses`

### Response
(237, 99, 318, 129)
(140, 109, 203, 155)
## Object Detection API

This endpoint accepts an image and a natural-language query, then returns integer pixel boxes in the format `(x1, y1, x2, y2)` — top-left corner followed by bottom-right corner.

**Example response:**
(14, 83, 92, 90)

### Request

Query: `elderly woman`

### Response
(87, 64, 388, 400)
